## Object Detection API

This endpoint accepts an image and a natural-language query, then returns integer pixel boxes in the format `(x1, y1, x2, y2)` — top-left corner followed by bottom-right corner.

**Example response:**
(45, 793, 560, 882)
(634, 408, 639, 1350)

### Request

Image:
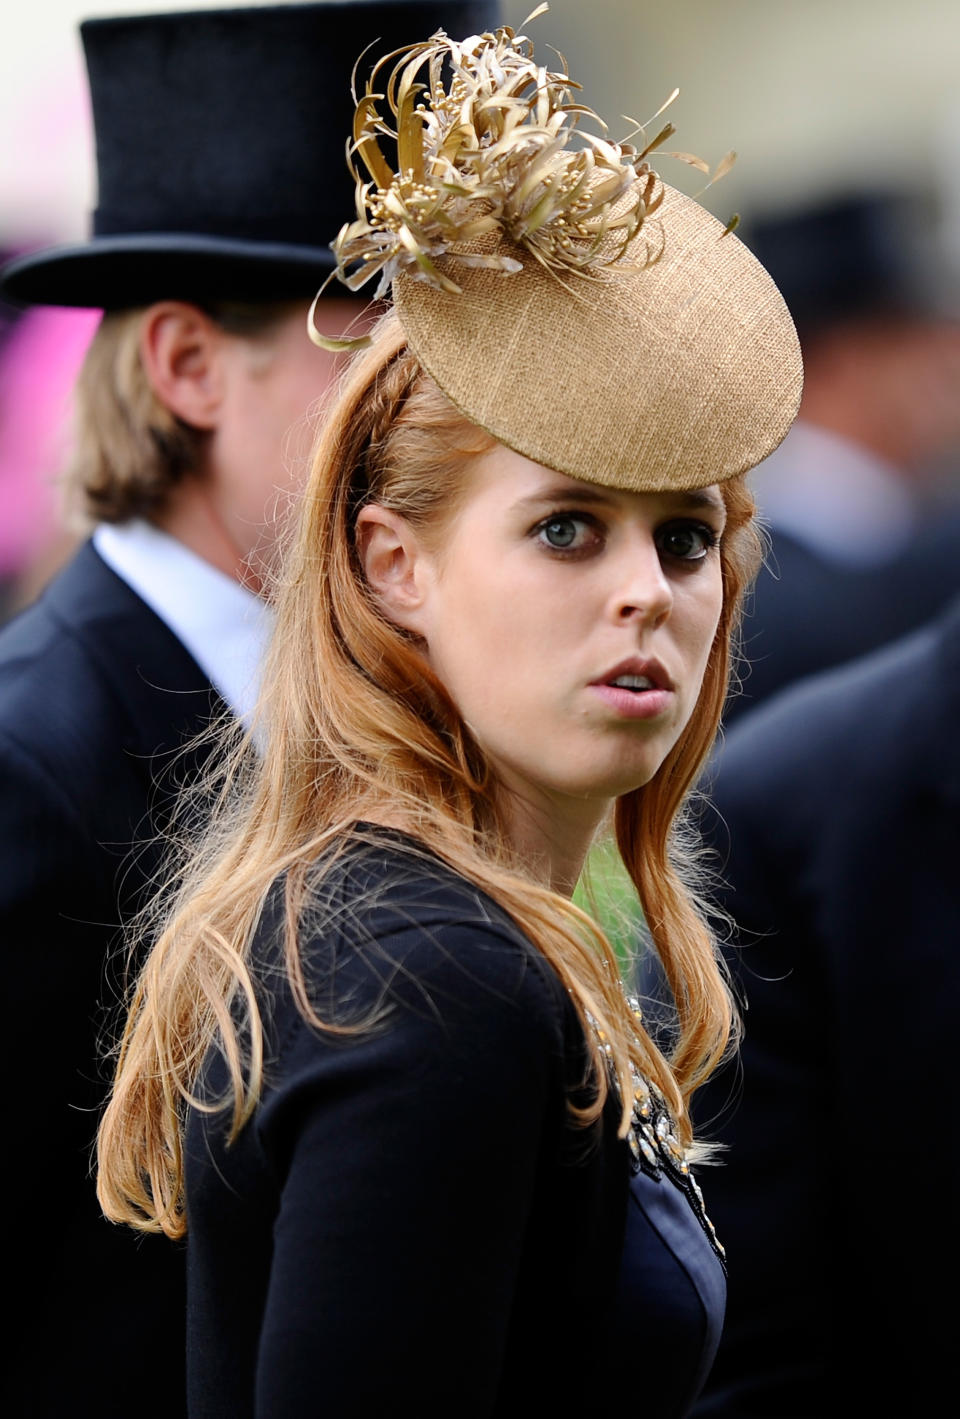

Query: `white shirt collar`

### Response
(749, 420, 916, 568)
(93, 519, 274, 724)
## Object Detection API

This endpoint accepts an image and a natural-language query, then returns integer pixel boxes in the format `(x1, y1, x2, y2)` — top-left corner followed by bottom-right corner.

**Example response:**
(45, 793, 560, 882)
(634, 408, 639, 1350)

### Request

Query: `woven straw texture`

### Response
(394, 183, 803, 492)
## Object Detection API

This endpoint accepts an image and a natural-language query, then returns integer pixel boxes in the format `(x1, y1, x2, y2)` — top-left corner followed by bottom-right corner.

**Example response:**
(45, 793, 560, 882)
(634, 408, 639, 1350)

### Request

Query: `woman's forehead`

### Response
(469, 445, 726, 515)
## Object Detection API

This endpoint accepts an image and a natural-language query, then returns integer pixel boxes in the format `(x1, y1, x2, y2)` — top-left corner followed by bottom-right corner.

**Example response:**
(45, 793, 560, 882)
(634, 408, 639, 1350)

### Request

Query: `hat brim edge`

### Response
(0, 234, 339, 309)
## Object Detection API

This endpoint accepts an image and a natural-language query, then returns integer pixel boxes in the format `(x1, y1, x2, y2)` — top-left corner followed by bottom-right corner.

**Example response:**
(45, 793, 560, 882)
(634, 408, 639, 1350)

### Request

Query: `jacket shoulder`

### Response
(262, 837, 577, 1068)
(717, 601, 957, 801)
(0, 542, 219, 791)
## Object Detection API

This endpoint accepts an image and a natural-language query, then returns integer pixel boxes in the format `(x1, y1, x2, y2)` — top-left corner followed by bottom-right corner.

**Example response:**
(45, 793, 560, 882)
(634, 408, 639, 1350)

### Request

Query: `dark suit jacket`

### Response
(0, 541, 226, 1417)
(691, 595, 960, 1416)
(727, 517, 960, 722)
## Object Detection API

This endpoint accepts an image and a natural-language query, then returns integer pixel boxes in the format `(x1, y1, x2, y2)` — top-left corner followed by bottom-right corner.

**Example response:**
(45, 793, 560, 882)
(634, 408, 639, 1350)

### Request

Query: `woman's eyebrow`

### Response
(512, 485, 619, 512)
(512, 485, 727, 515)
(672, 488, 727, 517)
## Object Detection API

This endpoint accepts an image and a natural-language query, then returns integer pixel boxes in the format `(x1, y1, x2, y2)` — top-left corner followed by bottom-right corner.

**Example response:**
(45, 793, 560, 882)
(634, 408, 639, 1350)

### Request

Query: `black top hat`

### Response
(741, 190, 945, 341)
(0, 1, 501, 309)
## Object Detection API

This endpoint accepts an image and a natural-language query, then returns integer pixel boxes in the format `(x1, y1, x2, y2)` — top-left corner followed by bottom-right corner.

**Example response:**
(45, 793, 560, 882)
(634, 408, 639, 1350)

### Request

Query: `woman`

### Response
(97, 15, 801, 1417)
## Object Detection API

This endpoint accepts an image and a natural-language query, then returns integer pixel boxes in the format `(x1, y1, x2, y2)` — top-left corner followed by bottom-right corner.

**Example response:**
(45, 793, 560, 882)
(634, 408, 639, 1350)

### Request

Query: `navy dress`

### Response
(186, 831, 725, 1416)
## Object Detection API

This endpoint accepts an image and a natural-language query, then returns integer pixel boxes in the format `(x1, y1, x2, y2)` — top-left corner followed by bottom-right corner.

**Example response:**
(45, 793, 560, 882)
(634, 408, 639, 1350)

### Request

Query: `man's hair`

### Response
(64, 302, 295, 526)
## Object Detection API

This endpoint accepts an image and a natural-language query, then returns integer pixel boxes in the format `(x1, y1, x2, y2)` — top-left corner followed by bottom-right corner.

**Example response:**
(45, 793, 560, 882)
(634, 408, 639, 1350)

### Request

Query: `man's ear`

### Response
(356, 504, 432, 635)
(139, 301, 226, 430)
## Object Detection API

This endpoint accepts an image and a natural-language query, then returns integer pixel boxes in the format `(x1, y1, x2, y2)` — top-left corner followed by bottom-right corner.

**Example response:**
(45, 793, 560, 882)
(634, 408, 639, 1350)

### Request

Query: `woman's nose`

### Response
(610, 543, 673, 628)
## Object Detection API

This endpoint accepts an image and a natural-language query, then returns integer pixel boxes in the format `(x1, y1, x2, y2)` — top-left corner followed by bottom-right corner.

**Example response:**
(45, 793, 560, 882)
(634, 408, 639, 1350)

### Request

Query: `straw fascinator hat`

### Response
(312, 5, 803, 492)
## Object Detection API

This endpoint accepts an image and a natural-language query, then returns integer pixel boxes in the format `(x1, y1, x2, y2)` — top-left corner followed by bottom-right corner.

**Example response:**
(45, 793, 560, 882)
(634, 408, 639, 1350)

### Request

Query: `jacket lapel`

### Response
(44, 539, 233, 763)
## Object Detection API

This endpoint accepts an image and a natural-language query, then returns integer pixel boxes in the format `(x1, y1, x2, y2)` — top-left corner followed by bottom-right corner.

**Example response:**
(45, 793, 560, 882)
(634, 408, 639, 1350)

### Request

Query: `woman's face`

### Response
(411, 445, 726, 819)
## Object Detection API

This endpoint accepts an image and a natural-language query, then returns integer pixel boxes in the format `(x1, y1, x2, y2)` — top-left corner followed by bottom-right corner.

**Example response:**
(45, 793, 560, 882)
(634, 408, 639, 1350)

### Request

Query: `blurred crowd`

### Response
(726, 189, 960, 715)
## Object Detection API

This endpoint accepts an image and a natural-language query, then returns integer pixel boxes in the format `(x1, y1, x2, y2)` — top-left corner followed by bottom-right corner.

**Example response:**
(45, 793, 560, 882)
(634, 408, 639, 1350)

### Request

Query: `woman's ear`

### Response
(139, 301, 227, 430)
(356, 505, 432, 635)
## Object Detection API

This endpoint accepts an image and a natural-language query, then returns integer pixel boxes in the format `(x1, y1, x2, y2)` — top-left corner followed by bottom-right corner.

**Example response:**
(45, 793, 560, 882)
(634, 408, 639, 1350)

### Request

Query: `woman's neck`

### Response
(495, 781, 610, 898)
(354, 785, 608, 899)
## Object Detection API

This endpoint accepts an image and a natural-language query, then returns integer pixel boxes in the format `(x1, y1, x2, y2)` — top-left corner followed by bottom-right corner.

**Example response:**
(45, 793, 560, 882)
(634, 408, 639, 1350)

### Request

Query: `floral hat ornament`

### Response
(311, 4, 803, 493)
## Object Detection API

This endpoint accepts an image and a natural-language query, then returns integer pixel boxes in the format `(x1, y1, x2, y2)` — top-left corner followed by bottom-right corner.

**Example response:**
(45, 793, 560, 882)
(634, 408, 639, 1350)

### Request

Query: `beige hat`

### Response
(312, 9, 802, 492)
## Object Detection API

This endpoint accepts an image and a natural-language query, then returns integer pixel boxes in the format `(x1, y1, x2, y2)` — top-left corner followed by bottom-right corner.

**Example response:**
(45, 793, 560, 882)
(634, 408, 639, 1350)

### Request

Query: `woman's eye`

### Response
(534, 514, 599, 553)
(657, 521, 719, 562)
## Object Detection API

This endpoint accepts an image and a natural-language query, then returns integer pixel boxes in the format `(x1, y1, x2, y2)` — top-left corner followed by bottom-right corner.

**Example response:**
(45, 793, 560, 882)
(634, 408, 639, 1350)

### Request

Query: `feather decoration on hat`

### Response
(310, 4, 734, 349)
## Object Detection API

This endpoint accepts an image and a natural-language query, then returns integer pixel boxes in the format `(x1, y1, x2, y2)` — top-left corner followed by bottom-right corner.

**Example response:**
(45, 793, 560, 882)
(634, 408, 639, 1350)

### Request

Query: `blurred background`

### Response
(8, 0, 960, 252)
(4, 0, 960, 687)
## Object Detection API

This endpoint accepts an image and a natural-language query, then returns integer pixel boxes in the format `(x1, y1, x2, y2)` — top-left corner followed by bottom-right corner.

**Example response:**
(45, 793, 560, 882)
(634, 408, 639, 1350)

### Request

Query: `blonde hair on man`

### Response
(64, 301, 295, 526)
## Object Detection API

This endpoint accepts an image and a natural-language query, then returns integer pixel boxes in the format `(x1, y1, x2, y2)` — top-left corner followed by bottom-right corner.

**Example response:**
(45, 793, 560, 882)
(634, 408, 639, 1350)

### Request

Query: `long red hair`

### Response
(97, 310, 762, 1238)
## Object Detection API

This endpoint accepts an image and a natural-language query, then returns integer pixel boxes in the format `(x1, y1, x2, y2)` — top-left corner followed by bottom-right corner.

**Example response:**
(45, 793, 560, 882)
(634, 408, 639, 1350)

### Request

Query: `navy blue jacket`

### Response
(691, 595, 960, 1415)
(0, 542, 224, 1416)
(727, 519, 960, 721)
(187, 835, 727, 1417)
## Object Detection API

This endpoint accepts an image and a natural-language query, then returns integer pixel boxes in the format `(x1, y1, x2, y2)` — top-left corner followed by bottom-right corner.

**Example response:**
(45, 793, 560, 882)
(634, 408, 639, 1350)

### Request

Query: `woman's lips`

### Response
(588, 658, 674, 719)
(588, 683, 673, 720)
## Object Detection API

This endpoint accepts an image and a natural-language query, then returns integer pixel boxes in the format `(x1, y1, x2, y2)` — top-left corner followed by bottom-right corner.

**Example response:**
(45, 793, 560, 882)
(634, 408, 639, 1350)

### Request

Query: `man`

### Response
(726, 192, 960, 720)
(692, 595, 960, 1415)
(0, 4, 498, 1414)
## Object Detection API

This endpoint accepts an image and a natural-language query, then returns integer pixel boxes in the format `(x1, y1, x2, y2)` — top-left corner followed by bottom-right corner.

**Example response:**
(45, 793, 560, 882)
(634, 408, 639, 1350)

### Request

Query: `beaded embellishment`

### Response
(589, 996, 726, 1271)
